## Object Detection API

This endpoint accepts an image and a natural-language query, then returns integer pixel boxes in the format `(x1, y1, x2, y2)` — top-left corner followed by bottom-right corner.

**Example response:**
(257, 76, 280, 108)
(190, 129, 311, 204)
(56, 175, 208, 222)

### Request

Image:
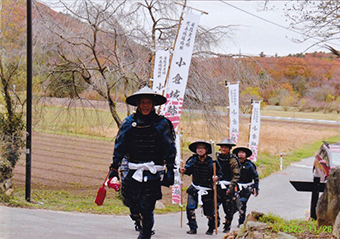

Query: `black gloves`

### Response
(161, 164, 175, 187)
(109, 168, 119, 180)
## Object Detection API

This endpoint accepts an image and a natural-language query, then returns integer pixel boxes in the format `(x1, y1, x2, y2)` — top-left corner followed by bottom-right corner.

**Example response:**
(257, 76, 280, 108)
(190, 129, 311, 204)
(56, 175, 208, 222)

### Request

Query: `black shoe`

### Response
(205, 228, 214, 235)
(223, 227, 230, 233)
(186, 229, 197, 234)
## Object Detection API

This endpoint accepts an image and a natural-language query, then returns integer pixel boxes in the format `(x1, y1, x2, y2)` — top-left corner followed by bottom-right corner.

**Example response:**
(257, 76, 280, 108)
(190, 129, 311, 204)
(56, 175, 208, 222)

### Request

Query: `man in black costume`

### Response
(216, 138, 240, 233)
(108, 86, 176, 239)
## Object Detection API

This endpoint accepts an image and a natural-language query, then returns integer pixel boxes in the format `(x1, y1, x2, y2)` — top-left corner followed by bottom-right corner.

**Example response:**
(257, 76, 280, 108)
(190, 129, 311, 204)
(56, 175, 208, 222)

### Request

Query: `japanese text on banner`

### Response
(160, 11, 200, 131)
(248, 102, 261, 161)
(228, 83, 239, 144)
(152, 50, 170, 95)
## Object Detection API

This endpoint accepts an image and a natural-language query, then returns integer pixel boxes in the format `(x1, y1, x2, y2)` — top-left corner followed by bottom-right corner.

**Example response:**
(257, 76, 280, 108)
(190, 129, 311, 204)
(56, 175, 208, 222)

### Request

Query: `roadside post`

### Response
(290, 178, 325, 220)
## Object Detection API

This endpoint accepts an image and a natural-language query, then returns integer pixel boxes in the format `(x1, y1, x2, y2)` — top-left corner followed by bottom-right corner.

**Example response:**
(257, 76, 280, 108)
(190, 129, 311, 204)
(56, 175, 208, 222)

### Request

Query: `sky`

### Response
(189, 0, 325, 57)
(38, 0, 329, 57)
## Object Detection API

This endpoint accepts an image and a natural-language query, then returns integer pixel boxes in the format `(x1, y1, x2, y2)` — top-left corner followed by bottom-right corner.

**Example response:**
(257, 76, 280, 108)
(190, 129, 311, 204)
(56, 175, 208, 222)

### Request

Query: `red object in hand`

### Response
(95, 171, 111, 206)
(107, 177, 120, 192)
(95, 186, 107, 206)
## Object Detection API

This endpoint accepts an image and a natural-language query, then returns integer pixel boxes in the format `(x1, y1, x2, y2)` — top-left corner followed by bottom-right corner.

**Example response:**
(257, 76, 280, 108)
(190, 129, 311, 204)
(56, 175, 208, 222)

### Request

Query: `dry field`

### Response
(12, 118, 340, 206)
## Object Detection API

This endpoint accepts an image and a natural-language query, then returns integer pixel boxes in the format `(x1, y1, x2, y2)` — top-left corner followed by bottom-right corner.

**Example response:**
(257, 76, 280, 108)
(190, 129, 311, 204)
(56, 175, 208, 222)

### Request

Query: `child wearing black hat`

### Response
(232, 146, 259, 227)
(179, 140, 221, 235)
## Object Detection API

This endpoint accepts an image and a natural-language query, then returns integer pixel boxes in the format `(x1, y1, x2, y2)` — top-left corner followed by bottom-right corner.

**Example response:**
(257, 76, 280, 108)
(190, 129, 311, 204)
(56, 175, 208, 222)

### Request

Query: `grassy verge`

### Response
(2, 187, 182, 215)
(257, 134, 340, 179)
(259, 213, 333, 238)
(2, 133, 339, 214)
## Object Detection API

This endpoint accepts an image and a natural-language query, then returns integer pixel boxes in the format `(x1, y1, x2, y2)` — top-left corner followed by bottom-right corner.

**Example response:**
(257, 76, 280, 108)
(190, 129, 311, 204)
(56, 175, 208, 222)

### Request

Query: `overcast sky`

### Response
(189, 1, 326, 57)
(38, 0, 330, 57)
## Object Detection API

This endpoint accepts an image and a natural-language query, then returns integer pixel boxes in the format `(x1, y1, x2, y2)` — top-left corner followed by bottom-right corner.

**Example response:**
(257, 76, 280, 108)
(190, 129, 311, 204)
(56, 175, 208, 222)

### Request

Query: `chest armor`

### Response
(218, 155, 233, 181)
(127, 125, 162, 165)
(239, 161, 252, 183)
(192, 159, 212, 188)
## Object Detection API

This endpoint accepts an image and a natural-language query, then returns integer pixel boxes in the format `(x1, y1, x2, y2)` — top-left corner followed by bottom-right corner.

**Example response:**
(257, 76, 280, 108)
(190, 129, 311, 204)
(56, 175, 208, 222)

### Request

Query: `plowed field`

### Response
(12, 131, 174, 204)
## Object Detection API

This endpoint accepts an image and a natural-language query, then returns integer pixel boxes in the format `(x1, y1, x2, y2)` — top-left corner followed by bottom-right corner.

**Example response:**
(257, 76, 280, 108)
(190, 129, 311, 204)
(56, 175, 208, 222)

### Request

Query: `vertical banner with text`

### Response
(152, 50, 170, 94)
(171, 133, 182, 204)
(228, 83, 239, 144)
(162, 11, 201, 205)
(248, 102, 261, 161)
(160, 11, 200, 131)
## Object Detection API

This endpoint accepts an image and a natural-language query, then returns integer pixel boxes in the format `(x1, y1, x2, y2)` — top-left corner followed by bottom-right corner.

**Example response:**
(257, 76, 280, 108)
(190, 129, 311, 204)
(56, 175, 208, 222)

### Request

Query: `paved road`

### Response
(0, 157, 315, 239)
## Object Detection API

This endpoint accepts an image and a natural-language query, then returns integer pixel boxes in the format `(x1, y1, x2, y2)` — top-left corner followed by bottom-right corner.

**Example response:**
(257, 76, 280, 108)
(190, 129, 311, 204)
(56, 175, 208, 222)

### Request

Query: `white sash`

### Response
(191, 183, 212, 206)
(218, 180, 231, 189)
(129, 162, 165, 182)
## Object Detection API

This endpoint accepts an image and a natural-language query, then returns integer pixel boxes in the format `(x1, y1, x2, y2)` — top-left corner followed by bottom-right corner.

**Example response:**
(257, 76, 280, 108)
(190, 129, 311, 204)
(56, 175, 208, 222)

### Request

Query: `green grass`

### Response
(1, 187, 182, 215)
(34, 105, 120, 138)
(259, 213, 333, 236)
(257, 134, 340, 179)
(262, 105, 340, 121)
(2, 104, 340, 215)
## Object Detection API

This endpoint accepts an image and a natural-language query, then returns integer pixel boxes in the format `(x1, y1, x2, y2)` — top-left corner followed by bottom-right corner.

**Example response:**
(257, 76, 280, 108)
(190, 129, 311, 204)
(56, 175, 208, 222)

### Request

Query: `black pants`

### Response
(238, 187, 252, 225)
(121, 174, 162, 237)
(186, 186, 215, 230)
(217, 187, 237, 229)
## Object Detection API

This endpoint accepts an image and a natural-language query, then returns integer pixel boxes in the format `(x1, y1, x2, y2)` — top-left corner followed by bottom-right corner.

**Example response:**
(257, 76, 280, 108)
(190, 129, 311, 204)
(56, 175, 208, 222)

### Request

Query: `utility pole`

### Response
(26, 0, 33, 202)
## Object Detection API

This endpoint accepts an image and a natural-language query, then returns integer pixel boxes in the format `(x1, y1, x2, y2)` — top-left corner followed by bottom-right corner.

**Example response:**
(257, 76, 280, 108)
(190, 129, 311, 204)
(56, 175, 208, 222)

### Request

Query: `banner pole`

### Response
(157, 2, 186, 116)
(210, 140, 218, 235)
(248, 99, 253, 147)
(225, 81, 230, 138)
(180, 129, 184, 228)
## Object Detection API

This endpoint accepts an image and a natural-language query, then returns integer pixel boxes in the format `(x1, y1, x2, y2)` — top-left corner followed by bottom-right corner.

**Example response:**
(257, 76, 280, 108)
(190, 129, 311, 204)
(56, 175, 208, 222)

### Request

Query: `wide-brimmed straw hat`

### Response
(232, 147, 252, 158)
(216, 138, 236, 148)
(189, 140, 212, 154)
(126, 86, 167, 106)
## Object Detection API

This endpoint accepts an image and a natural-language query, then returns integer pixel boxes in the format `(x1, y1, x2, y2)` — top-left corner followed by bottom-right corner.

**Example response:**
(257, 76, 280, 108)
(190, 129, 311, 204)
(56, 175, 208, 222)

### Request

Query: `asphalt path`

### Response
(0, 156, 315, 239)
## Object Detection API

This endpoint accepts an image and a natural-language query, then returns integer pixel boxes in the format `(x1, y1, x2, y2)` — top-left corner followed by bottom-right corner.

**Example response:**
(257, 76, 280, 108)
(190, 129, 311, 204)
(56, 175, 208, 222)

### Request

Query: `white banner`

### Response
(171, 133, 182, 204)
(152, 50, 170, 94)
(228, 83, 239, 144)
(248, 102, 261, 161)
(160, 11, 201, 131)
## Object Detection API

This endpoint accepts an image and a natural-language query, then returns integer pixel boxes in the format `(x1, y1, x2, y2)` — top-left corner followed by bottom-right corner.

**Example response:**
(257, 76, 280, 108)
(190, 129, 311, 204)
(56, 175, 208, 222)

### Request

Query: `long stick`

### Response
(213, 161, 218, 234)
(211, 140, 218, 235)
(180, 131, 184, 228)
(225, 81, 230, 138)
(180, 161, 184, 227)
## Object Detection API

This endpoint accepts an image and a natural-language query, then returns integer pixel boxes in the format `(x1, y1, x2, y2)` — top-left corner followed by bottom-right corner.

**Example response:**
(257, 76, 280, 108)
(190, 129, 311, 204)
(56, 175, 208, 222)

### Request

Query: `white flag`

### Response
(160, 11, 201, 131)
(228, 83, 239, 144)
(152, 50, 170, 94)
(171, 133, 182, 204)
(248, 102, 261, 161)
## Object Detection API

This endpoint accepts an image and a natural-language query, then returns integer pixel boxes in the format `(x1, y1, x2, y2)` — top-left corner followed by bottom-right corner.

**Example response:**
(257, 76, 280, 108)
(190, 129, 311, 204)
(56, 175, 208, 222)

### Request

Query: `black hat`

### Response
(232, 147, 252, 158)
(216, 138, 236, 147)
(189, 140, 212, 154)
(126, 86, 167, 106)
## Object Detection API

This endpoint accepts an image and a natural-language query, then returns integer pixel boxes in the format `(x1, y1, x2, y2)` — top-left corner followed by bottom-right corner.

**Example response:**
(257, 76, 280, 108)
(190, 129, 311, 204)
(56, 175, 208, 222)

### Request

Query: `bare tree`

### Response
(0, 0, 26, 188)
(285, 1, 340, 51)
(33, 0, 268, 141)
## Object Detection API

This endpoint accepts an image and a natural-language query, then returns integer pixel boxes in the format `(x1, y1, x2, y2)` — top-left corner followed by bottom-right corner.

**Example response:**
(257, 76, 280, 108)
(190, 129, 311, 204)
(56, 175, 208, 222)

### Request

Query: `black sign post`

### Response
(290, 178, 325, 220)
(26, 0, 33, 202)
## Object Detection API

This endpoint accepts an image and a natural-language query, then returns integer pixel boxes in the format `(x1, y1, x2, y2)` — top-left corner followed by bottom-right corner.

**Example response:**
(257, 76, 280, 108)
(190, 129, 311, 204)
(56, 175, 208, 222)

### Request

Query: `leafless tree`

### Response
(0, 0, 26, 184)
(284, 1, 340, 52)
(33, 0, 271, 141)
